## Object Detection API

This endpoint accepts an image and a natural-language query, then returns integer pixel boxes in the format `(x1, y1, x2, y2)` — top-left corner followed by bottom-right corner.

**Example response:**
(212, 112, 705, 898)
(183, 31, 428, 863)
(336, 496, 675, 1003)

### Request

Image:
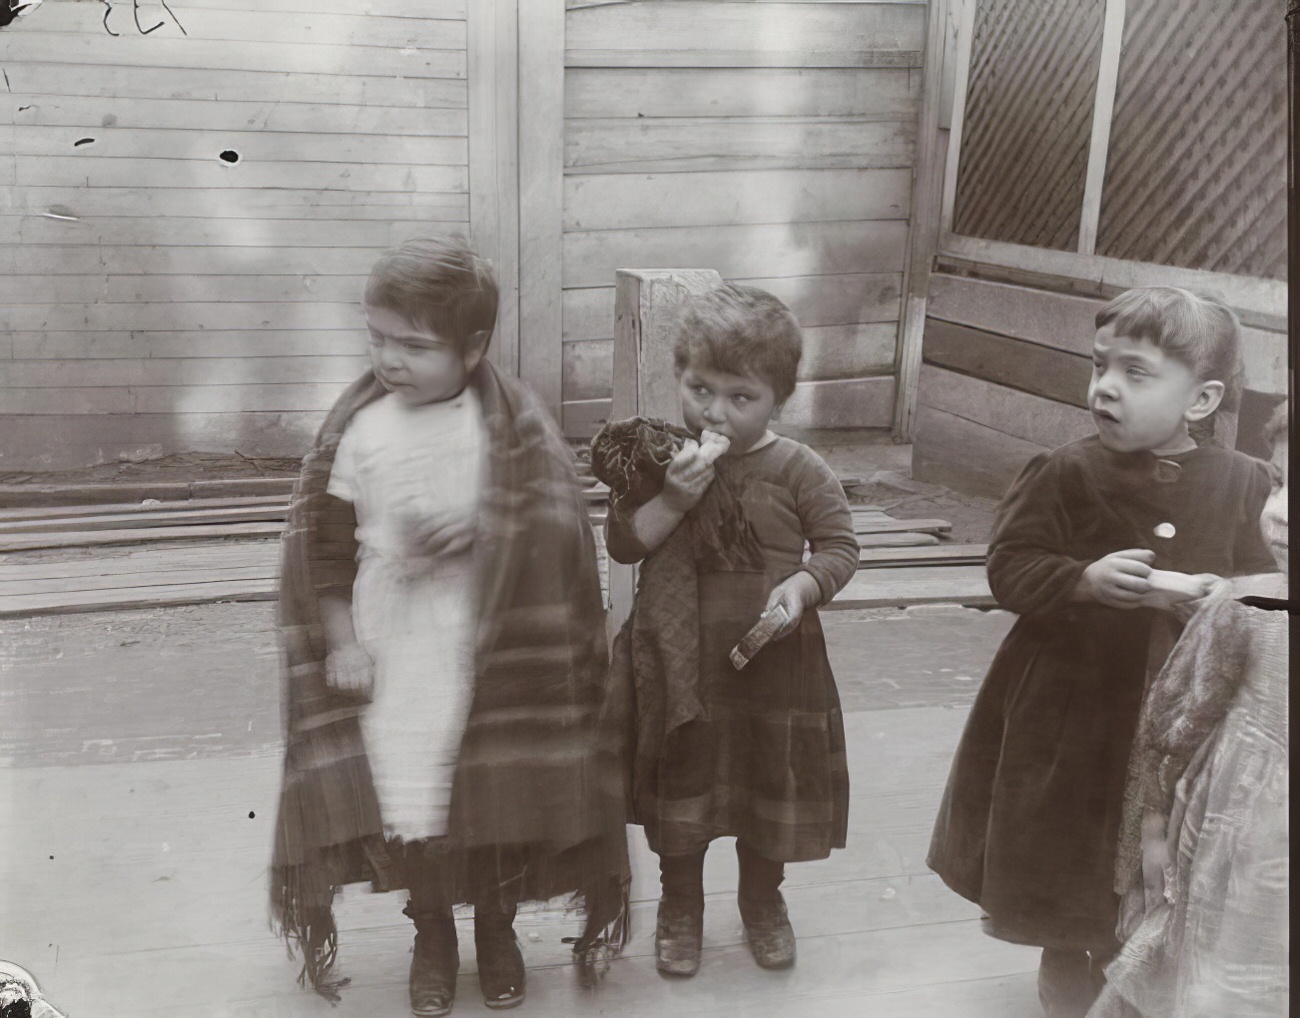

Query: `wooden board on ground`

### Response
(0, 540, 279, 584)
(859, 543, 987, 567)
(831, 564, 994, 609)
(0, 522, 286, 552)
(0, 578, 278, 618)
(0, 494, 291, 523)
(853, 516, 952, 536)
(856, 531, 941, 548)
(0, 504, 292, 534)
(0, 476, 296, 507)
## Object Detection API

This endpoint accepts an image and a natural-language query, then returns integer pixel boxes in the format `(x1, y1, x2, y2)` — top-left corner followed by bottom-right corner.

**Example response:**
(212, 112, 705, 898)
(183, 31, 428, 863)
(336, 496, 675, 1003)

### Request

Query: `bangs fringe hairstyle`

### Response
(364, 235, 499, 353)
(1096, 286, 1244, 408)
(672, 283, 803, 404)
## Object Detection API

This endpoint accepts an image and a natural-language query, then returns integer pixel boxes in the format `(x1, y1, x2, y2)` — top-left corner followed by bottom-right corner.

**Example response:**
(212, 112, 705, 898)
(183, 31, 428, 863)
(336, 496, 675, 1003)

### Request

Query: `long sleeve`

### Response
(604, 498, 652, 565)
(985, 452, 1088, 615)
(793, 449, 859, 604)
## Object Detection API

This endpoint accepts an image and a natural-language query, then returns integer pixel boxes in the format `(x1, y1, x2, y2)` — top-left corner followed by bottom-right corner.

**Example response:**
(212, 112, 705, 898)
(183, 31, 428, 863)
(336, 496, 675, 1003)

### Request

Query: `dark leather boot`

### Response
(655, 850, 707, 977)
(736, 841, 795, 970)
(474, 903, 525, 1010)
(738, 895, 796, 970)
(404, 903, 459, 1018)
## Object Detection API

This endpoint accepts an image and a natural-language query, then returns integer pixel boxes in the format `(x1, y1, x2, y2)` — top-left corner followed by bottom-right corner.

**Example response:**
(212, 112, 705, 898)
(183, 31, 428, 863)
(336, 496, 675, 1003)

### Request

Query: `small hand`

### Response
(1140, 812, 1170, 910)
(1080, 548, 1156, 608)
(410, 509, 476, 557)
(325, 642, 373, 697)
(763, 571, 822, 640)
(661, 439, 716, 514)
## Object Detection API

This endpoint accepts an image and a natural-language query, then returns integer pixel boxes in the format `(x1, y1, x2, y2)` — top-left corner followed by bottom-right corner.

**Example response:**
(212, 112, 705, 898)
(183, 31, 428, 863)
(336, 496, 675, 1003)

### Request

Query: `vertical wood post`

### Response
(894, 0, 957, 441)
(1077, 0, 1126, 256)
(468, 0, 521, 376)
(517, 0, 566, 420)
(938, 0, 977, 239)
(606, 268, 722, 636)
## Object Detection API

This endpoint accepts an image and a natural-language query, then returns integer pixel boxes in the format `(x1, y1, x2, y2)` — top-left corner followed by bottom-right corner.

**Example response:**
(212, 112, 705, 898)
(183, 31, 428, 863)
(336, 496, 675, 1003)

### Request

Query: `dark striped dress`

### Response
(607, 435, 858, 862)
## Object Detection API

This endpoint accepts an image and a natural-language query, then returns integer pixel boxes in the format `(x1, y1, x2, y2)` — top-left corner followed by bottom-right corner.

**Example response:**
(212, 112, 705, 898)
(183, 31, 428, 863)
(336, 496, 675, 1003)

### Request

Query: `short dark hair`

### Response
(671, 284, 802, 403)
(364, 235, 498, 353)
(1095, 287, 1244, 406)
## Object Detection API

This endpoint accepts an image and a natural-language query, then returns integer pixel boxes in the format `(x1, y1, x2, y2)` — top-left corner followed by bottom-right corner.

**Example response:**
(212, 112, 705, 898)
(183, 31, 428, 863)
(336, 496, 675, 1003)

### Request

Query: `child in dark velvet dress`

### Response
(926, 287, 1276, 1018)
(594, 284, 859, 978)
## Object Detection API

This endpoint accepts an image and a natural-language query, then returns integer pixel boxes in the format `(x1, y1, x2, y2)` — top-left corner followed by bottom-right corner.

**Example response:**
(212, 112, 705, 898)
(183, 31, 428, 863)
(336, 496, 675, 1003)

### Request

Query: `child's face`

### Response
(1262, 438, 1288, 570)
(678, 362, 777, 455)
(1087, 326, 1222, 456)
(363, 303, 481, 407)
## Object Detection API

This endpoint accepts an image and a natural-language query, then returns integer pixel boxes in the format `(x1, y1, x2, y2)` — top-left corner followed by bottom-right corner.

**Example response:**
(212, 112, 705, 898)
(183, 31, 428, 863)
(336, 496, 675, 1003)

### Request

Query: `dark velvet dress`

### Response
(607, 436, 859, 862)
(926, 437, 1274, 952)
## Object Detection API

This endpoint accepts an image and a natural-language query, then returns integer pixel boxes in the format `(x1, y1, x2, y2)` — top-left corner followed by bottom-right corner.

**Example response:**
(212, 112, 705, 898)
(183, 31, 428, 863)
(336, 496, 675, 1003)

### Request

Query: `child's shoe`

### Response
(654, 897, 704, 977)
(739, 895, 796, 970)
(474, 910, 525, 1010)
(405, 906, 459, 1018)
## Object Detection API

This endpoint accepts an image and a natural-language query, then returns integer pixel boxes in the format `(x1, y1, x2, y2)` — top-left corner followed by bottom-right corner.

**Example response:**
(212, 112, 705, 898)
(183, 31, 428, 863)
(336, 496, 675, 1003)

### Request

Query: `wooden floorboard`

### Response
(0, 505, 979, 615)
(0, 504, 291, 534)
(1, 708, 1039, 1017)
(832, 565, 993, 610)
(859, 544, 986, 567)
(0, 494, 290, 523)
(0, 522, 286, 552)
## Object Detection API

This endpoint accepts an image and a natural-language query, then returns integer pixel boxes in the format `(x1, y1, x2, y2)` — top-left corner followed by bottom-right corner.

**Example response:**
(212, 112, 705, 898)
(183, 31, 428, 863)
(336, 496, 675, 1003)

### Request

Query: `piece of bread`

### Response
(698, 429, 731, 464)
(1145, 569, 1212, 602)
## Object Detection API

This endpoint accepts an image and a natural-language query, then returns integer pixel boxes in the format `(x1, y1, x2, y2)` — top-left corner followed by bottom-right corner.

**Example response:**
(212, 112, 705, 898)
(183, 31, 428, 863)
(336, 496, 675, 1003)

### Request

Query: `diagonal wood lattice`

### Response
(953, 0, 1106, 251)
(1096, 0, 1287, 279)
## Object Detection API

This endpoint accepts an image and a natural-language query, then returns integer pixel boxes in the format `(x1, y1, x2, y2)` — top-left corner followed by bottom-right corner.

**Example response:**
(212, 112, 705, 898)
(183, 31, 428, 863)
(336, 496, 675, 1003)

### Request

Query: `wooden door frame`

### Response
(468, 0, 566, 421)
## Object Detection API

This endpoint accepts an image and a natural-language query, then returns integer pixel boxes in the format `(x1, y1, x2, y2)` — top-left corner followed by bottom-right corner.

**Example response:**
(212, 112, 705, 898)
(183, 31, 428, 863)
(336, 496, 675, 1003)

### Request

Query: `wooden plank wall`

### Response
(912, 270, 1289, 499)
(0, 0, 468, 471)
(558, 0, 927, 439)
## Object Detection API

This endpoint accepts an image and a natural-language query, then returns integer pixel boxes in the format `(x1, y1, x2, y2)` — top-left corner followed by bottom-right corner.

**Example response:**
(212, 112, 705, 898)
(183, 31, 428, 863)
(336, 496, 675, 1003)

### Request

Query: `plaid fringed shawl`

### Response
(590, 417, 765, 848)
(270, 361, 630, 999)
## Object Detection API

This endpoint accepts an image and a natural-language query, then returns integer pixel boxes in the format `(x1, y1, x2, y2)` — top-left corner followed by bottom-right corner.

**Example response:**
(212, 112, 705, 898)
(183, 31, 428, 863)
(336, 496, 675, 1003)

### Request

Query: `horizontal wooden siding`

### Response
(559, 0, 927, 438)
(0, 0, 468, 470)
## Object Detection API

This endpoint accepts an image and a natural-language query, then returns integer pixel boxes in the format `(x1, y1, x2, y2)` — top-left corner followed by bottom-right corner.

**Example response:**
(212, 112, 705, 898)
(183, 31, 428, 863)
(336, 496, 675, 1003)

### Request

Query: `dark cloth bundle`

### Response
(592, 416, 767, 847)
(270, 360, 630, 999)
(590, 416, 765, 574)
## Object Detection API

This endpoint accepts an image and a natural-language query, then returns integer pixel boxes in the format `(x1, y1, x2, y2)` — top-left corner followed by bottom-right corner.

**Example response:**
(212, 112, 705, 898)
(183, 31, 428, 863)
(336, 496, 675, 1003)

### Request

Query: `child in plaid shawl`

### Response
(270, 237, 628, 1016)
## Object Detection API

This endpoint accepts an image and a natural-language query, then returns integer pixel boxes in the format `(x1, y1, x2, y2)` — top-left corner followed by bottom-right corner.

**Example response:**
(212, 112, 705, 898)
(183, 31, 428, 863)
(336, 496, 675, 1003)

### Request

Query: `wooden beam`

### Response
(606, 268, 722, 636)
(0, 523, 285, 553)
(927, 272, 1288, 395)
(916, 363, 1096, 450)
(922, 318, 1092, 407)
(611, 269, 723, 424)
(830, 563, 994, 610)
(1077, 0, 1125, 255)
(937, 233, 1287, 322)
(468, 0, 521, 376)
(894, 0, 956, 440)
(517, 0, 566, 417)
(937, 0, 976, 237)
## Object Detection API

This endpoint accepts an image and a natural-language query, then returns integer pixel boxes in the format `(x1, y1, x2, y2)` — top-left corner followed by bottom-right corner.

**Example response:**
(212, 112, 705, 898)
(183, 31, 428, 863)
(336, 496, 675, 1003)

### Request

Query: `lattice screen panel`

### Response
(1096, 0, 1286, 279)
(952, 0, 1106, 250)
